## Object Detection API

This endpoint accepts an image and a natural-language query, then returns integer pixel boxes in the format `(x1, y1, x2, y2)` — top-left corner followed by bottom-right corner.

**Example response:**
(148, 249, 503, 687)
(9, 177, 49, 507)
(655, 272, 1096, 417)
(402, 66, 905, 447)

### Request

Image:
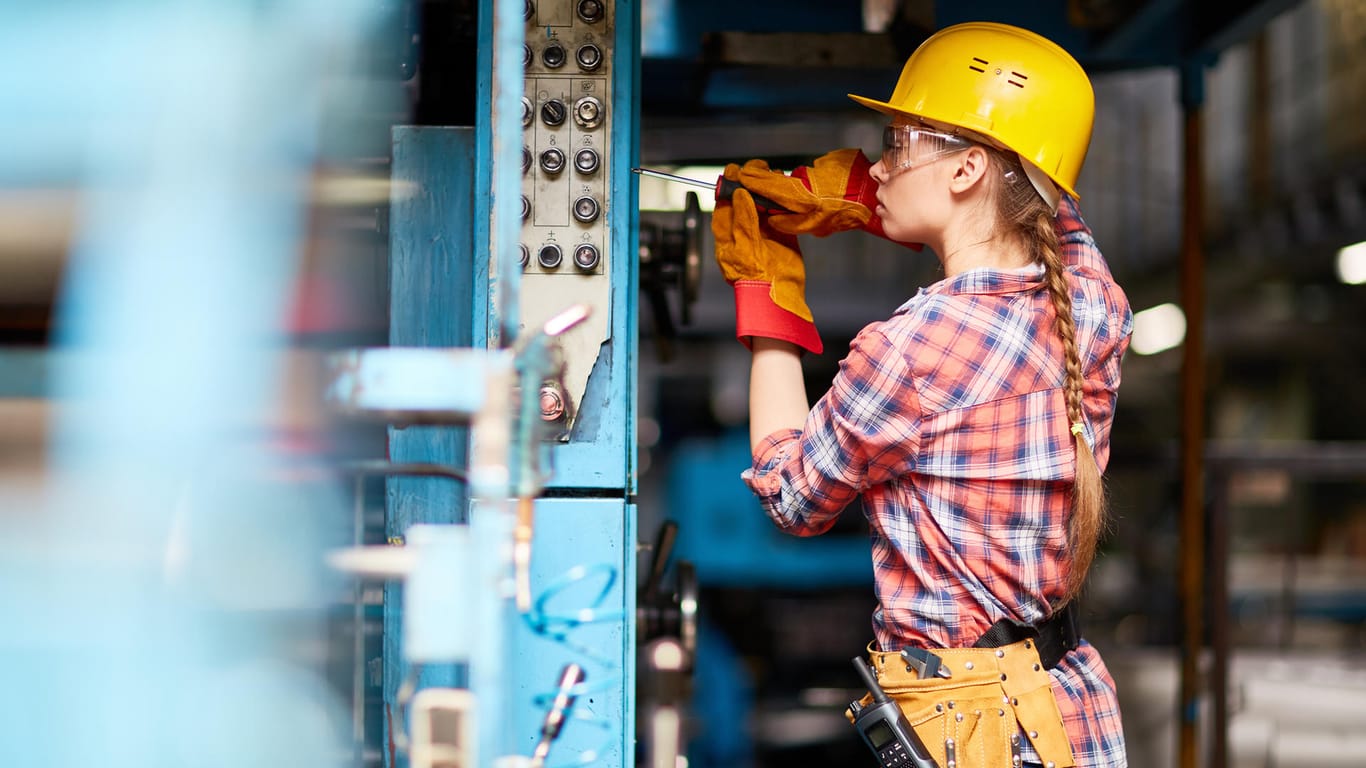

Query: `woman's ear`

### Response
(948, 146, 990, 194)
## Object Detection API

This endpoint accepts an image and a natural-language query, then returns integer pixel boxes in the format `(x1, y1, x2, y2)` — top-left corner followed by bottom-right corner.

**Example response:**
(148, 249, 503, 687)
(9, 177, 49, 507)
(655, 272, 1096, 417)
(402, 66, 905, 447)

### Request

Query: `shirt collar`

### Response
(904, 262, 1046, 306)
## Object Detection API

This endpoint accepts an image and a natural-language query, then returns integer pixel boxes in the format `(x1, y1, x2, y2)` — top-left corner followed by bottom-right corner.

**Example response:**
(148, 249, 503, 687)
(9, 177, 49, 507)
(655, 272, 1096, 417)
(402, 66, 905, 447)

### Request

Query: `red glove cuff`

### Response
(732, 280, 823, 355)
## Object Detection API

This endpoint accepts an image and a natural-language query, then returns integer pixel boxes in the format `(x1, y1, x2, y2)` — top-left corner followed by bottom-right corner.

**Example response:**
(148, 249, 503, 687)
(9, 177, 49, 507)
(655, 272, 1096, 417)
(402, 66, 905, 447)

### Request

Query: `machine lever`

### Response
(530, 663, 586, 768)
(641, 520, 678, 598)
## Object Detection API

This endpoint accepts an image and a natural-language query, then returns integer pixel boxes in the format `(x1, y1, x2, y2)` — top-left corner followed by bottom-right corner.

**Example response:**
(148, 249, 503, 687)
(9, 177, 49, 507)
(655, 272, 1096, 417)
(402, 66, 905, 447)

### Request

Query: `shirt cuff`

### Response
(742, 427, 802, 497)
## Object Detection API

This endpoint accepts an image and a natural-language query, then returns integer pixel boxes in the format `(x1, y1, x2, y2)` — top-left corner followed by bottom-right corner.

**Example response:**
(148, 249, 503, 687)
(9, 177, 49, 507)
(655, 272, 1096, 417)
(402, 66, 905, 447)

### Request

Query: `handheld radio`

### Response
(848, 657, 940, 768)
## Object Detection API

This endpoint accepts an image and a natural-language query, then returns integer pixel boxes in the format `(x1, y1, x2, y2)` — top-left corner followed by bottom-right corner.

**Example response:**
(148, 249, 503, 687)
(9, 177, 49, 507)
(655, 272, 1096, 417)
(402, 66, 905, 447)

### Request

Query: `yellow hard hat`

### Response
(849, 21, 1094, 201)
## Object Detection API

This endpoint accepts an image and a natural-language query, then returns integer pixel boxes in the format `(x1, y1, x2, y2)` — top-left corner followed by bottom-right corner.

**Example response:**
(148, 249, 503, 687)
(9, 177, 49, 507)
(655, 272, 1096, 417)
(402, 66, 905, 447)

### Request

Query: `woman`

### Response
(711, 21, 1132, 768)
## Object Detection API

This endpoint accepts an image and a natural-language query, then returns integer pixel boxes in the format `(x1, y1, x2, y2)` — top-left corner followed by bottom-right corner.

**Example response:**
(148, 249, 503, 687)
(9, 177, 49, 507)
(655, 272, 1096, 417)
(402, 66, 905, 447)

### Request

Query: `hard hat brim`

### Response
(847, 93, 901, 117)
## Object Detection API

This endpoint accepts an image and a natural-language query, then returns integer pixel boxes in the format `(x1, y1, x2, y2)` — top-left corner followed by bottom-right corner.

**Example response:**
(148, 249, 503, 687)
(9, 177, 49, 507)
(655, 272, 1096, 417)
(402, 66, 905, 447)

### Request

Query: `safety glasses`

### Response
(881, 122, 971, 177)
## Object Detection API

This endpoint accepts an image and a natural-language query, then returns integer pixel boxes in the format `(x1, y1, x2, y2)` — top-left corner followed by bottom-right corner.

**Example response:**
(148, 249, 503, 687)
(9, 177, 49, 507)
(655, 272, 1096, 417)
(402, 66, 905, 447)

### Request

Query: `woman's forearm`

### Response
(748, 337, 810, 451)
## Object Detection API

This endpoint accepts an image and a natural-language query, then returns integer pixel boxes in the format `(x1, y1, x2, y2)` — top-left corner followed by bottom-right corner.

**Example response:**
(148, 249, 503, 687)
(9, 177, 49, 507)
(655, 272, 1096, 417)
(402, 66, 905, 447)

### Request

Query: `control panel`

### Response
(521, 0, 614, 437)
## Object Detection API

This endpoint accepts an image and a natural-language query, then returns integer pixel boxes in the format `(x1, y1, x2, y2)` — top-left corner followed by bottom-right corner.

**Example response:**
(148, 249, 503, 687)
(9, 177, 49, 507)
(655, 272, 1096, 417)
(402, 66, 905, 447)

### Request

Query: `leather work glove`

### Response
(733, 150, 872, 238)
(711, 176, 822, 355)
(737, 149, 916, 247)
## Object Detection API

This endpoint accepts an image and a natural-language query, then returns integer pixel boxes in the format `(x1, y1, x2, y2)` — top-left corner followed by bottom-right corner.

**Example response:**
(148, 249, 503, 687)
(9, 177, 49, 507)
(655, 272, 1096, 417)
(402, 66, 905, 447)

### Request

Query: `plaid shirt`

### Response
(743, 198, 1132, 767)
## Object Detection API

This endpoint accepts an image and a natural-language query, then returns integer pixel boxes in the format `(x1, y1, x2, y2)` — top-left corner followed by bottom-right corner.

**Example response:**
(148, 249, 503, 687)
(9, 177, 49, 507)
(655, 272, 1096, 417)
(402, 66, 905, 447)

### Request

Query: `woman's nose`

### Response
(869, 157, 889, 185)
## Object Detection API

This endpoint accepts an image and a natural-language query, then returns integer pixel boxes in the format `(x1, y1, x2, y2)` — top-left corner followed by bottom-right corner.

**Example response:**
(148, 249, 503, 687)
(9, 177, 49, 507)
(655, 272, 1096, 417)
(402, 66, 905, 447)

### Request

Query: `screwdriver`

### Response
(634, 162, 918, 250)
(632, 167, 791, 215)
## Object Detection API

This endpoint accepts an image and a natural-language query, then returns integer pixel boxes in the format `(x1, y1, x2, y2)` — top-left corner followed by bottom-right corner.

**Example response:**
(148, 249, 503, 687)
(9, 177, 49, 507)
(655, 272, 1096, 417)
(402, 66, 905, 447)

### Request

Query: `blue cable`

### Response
(521, 561, 626, 766)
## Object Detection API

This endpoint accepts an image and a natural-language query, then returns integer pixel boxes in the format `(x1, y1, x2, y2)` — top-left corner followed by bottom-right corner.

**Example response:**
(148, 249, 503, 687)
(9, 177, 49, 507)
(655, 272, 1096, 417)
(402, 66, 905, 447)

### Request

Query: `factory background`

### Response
(1, 1, 1364, 767)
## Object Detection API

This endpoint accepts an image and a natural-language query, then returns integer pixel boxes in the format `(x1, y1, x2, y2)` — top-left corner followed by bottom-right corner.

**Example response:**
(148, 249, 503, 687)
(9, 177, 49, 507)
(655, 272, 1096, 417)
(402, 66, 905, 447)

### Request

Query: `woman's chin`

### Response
(879, 221, 912, 243)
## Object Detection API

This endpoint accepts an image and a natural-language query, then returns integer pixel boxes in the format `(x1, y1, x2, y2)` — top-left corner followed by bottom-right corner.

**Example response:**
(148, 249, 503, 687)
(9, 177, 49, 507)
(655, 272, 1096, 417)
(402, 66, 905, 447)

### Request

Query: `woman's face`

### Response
(869, 117, 968, 244)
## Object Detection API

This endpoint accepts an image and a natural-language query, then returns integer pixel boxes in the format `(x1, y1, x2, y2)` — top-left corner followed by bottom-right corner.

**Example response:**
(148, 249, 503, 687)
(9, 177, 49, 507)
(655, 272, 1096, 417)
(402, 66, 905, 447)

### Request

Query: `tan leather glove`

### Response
(732, 151, 872, 237)
(711, 169, 822, 355)
(731, 149, 917, 248)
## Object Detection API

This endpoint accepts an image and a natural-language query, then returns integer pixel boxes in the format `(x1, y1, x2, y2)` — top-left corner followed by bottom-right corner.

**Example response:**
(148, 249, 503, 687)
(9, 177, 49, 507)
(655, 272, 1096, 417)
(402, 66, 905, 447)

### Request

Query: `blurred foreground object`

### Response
(0, 2, 389, 766)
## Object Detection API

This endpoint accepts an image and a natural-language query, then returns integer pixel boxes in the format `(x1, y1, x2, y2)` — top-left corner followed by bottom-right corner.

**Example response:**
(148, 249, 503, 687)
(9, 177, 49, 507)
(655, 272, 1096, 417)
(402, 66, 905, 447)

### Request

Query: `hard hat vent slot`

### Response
(1008, 71, 1028, 88)
(968, 57, 989, 73)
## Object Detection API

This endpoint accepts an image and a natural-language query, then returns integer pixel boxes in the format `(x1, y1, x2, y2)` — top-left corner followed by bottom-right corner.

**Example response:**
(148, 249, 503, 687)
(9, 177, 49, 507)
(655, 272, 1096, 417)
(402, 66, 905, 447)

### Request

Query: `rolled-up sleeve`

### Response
(742, 327, 923, 536)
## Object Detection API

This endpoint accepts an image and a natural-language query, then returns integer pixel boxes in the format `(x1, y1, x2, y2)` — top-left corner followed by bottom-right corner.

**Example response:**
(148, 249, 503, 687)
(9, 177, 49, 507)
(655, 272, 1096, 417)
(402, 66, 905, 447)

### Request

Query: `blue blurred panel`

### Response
(703, 67, 900, 112)
(404, 525, 475, 662)
(933, 0, 1090, 53)
(642, 0, 865, 58)
(688, 619, 756, 768)
(327, 348, 491, 418)
(510, 498, 634, 767)
(0, 348, 52, 397)
(0, 3, 386, 767)
(669, 430, 873, 588)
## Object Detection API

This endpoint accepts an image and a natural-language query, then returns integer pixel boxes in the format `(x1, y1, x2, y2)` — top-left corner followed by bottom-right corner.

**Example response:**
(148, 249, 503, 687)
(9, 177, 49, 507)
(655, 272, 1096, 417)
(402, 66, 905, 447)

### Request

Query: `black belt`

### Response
(973, 602, 1080, 670)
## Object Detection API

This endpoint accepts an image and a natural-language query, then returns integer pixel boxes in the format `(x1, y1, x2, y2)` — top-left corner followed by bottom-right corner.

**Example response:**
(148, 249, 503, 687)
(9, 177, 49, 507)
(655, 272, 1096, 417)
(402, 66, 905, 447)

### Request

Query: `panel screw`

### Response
(539, 386, 565, 421)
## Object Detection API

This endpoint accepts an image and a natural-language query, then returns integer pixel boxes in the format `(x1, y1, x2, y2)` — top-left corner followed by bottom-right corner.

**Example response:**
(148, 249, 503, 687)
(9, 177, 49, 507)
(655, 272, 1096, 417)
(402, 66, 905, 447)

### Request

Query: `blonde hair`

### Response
(982, 146, 1106, 604)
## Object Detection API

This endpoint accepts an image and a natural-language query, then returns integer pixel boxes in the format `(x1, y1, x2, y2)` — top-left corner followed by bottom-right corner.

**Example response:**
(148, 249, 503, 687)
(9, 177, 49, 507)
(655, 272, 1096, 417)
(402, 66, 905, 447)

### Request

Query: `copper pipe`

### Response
(514, 495, 536, 611)
(1177, 62, 1209, 768)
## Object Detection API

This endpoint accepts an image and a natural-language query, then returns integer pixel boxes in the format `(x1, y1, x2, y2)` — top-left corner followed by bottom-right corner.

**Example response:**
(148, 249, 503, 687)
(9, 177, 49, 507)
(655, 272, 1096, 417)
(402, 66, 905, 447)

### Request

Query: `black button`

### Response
(576, 0, 604, 22)
(540, 98, 566, 127)
(542, 42, 566, 69)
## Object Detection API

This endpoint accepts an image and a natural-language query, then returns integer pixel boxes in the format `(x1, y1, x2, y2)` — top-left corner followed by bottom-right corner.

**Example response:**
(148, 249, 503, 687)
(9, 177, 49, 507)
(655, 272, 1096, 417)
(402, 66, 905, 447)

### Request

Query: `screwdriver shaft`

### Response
(632, 167, 715, 191)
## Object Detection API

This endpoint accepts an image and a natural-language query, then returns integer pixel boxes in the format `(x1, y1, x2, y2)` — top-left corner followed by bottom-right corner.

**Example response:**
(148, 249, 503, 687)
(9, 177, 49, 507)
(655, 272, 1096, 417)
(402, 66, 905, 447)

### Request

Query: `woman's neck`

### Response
(935, 229, 1032, 278)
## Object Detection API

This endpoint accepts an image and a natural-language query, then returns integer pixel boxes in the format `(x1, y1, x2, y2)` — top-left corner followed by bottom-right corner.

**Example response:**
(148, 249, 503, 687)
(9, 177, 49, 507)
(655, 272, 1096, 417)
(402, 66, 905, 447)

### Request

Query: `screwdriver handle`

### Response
(713, 177, 791, 215)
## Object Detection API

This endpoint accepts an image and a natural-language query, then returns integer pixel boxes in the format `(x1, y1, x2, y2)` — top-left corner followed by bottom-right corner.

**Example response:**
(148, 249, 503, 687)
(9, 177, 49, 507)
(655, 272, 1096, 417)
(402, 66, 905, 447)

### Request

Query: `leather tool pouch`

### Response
(848, 639, 1075, 768)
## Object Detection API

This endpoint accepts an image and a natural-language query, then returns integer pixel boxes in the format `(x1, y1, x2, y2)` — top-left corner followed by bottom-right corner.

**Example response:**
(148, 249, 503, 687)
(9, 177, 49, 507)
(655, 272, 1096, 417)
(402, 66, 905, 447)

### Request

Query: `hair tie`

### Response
(1069, 422, 1085, 437)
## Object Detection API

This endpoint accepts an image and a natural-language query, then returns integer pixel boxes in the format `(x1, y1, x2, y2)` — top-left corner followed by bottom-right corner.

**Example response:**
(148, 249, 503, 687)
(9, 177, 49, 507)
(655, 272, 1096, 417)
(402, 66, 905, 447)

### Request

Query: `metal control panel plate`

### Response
(521, 0, 613, 435)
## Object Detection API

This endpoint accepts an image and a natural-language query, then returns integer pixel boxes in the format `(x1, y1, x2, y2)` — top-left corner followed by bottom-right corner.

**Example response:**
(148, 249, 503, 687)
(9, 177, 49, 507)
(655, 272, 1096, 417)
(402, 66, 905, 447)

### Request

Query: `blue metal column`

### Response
(384, 0, 639, 763)
(476, 0, 640, 491)
(385, 126, 478, 757)
(474, 1, 640, 765)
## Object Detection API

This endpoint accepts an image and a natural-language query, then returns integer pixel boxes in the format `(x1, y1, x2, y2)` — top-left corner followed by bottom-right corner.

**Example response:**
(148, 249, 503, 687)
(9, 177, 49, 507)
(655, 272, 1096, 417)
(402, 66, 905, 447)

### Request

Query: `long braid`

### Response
(1032, 212, 1106, 602)
(988, 149, 1108, 604)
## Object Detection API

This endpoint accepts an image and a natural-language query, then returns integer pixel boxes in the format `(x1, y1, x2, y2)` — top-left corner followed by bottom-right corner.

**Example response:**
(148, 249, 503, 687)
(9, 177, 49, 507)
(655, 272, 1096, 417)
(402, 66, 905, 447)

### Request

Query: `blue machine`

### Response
(670, 429, 872, 590)
(379, 1, 640, 765)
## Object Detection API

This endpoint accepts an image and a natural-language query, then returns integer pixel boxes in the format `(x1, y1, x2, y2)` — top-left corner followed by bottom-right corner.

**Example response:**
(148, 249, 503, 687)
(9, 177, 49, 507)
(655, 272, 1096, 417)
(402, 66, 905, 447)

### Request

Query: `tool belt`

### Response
(849, 606, 1082, 768)
(974, 602, 1080, 670)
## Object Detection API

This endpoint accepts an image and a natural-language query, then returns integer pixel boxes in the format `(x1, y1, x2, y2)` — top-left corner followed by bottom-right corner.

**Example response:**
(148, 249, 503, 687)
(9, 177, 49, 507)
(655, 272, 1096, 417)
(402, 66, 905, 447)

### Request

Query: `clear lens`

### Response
(881, 123, 971, 176)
